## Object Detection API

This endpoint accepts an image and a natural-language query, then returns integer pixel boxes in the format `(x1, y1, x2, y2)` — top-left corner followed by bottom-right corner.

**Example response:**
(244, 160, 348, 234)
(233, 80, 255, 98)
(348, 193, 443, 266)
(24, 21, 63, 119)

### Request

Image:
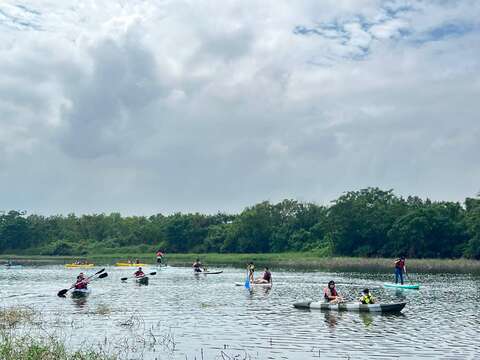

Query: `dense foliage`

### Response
(1, 188, 479, 259)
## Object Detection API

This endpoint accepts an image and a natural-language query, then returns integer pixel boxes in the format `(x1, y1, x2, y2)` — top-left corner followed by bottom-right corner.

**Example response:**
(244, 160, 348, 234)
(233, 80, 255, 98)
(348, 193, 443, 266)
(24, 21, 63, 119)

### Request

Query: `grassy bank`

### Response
(2, 253, 480, 274)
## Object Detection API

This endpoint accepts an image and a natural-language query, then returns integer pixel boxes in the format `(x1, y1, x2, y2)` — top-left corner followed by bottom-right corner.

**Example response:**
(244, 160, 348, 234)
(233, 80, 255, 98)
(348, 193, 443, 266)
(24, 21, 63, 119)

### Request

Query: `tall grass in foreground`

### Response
(0, 333, 115, 360)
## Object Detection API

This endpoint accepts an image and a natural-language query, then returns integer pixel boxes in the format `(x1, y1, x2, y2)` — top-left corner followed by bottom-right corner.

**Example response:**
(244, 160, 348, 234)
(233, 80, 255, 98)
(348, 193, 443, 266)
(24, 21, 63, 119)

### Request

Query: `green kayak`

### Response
(71, 288, 91, 298)
(383, 283, 420, 290)
(136, 276, 149, 285)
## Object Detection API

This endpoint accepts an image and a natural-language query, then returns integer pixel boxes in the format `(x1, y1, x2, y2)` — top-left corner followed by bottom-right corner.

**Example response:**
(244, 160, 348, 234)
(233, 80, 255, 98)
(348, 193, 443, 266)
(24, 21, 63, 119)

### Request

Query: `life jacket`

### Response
(75, 279, 88, 289)
(360, 294, 374, 304)
(263, 271, 271, 282)
(395, 259, 405, 269)
(134, 270, 144, 277)
(324, 287, 338, 300)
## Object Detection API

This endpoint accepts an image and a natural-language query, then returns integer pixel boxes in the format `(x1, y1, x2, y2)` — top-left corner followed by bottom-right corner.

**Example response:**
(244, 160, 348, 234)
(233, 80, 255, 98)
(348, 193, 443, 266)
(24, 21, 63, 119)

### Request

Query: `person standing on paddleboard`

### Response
(247, 262, 255, 283)
(324, 280, 343, 304)
(156, 250, 164, 264)
(193, 258, 203, 273)
(394, 256, 406, 285)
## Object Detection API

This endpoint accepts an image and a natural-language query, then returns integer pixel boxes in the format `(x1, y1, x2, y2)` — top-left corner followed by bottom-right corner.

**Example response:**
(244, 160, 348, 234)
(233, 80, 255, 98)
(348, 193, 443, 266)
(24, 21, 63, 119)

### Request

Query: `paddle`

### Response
(244, 269, 250, 290)
(121, 271, 157, 281)
(57, 268, 106, 297)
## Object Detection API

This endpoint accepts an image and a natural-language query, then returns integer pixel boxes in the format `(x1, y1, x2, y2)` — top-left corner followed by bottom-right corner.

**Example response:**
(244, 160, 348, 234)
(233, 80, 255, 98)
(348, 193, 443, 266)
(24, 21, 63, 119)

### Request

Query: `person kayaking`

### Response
(135, 259, 141, 264)
(359, 288, 375, 304)
(323, 280, 343, 304)
(134, 267, 145, 278)
(247, 262, 255, 283)
(254, 267, 272, 284)
(74, 273, 89, 290)
(193, 258, 203, 273)
(394, 256, 407, 285)
(156, 250, 165, 264)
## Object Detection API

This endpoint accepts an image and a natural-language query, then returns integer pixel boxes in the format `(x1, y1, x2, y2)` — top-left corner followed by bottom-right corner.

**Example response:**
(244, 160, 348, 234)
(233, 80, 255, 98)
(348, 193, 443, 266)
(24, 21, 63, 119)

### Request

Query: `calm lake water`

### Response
(1, 265, 479, 359)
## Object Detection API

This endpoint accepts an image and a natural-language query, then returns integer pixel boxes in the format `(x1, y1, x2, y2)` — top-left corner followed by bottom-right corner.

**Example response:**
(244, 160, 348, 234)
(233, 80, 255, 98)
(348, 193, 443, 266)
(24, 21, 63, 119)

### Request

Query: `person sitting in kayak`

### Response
(193, 259, 203, 273)
(254, 267, 272, 284)
(134, 267, 145, 278)
(74, 273, 89, 289)
(359, 288, 375, 304)
(324, 280, 343, 304)
(135, 259, 141, 264)
(247, 262, 255, 283)
(394, 256, 406, 285)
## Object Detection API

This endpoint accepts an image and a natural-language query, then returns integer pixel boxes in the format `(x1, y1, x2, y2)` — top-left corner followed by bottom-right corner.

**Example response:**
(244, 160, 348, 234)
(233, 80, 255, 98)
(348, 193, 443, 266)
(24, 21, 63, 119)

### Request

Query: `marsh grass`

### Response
(2, 253, 480, 273)
(0, 306, 35, 329)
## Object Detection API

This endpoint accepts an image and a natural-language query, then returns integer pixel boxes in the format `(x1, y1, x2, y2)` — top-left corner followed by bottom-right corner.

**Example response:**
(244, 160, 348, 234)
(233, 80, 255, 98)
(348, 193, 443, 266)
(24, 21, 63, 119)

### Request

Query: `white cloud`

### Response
(0, 0, 479, 215)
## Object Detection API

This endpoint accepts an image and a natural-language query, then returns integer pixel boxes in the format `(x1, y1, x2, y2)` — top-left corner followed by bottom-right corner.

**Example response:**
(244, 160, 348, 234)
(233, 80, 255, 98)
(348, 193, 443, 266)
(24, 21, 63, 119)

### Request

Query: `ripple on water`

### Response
(1, 266, 479, 359)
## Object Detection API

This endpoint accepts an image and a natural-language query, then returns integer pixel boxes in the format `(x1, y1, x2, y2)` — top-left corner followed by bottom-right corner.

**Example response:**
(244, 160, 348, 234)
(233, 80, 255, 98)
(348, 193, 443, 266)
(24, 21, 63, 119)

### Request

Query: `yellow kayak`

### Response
(65, 263, 95, 268)
(115, 263, 146, 267)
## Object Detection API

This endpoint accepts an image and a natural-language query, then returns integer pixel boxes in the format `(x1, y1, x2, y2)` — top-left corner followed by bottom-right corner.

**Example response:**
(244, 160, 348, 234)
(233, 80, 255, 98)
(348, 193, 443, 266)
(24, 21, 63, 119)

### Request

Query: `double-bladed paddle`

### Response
(57, 268, 107, 297)
(121, 271, 157, 281)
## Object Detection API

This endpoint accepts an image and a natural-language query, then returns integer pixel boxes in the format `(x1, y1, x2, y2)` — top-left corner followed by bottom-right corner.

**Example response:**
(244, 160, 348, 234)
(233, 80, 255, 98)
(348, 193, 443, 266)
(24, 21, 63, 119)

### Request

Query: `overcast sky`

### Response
(1, 0, 479, 215)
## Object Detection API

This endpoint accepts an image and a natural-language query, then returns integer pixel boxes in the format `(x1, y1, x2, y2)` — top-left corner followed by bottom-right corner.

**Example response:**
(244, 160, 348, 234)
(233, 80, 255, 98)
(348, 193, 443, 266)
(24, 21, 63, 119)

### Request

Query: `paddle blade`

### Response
(98, 272, 108, 279)
(95, 268, 105, 275)
(121, 277, 128, 281)
(149, 272, 157, 276)
(57, 289, 69, 297)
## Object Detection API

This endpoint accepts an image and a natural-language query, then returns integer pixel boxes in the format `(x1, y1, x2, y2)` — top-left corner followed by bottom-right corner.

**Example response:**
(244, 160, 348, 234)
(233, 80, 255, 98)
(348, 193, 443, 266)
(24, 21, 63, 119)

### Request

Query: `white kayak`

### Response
(293, 301, 406, 313)
(235, 282, 272, 287)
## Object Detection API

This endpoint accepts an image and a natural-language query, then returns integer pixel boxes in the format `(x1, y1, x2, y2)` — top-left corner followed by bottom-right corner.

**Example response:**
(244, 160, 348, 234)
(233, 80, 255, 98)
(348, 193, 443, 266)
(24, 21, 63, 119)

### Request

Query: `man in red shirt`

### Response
(394, 256, 406, 284)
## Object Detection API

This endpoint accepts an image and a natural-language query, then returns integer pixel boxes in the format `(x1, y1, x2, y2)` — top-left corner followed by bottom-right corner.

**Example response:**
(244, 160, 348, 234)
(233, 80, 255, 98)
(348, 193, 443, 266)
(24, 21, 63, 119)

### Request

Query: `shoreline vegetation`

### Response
(0, 188, 479, 261)
(2, 253, 480, 274)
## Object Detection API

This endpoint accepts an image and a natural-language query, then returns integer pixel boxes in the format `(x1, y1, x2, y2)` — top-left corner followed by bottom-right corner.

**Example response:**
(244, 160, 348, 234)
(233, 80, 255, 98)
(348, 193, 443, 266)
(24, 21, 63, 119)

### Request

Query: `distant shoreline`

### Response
(1, 253, 480, 274)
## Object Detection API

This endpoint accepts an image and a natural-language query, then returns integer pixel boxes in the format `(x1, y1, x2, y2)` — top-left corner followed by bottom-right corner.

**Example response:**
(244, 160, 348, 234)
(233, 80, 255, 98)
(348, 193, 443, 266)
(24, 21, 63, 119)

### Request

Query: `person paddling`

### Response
(74, 272, 89, 290)
(254, 267, 272, 284)
(134, 267, 145, 278)
(193, 258, 203, 273)
(359, 288, 375, 304)
(324, 280, 343, 304)
(247, 262, 255, 283)
(394, 256, 406, 285)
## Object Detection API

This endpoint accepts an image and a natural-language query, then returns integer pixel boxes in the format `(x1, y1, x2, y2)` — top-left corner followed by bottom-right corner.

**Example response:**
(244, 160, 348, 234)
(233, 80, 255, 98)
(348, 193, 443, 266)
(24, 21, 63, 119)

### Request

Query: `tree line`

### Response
(1, 188, 479, 259)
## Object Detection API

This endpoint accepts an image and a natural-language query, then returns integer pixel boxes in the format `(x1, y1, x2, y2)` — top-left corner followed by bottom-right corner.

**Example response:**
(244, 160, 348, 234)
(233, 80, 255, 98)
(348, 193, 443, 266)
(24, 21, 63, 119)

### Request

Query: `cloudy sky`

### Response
(1, 0, 479, 215)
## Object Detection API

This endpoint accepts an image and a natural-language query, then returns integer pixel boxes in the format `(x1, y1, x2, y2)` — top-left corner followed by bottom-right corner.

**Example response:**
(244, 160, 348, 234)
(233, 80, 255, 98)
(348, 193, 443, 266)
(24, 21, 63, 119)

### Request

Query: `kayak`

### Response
(3, 265, 23, 269)
(293, 301, 406, 313)
(194, 271, 223, 275)
(383, 283, 420, 290)
(115, 263, 146, 267)
(235, 282, 272, 287)
(71, 288, 91, 298)
(65, 264, 94, 268)
(136, 276, 149, 285)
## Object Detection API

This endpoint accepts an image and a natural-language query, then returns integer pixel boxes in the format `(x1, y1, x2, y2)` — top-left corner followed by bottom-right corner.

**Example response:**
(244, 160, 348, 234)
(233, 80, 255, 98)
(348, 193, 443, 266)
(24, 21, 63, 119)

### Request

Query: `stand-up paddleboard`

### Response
(293, 301, 406, 313)
(383, 283, 420, 290)
(235, 282, 272, 287)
